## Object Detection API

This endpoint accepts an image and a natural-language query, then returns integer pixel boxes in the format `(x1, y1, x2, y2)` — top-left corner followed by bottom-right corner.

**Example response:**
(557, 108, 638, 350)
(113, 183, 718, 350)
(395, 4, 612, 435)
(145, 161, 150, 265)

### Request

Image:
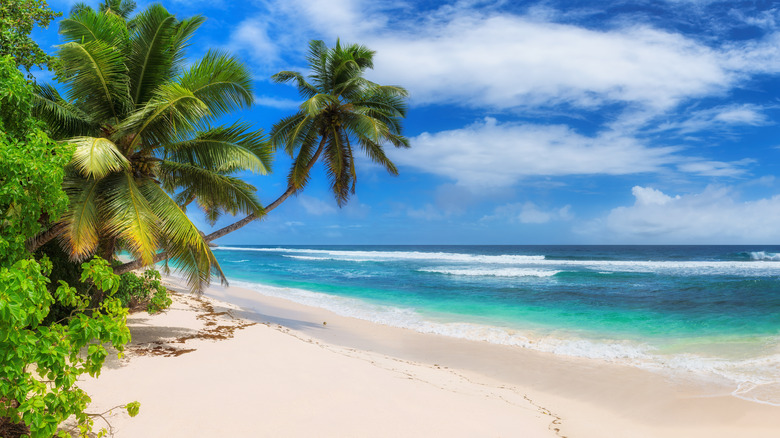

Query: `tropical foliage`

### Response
(33, 3, 272, 288)
(117, 268, 172, 313)
(0, 0, 61, 72)
(205, 39, 409, 241)
(0, 55, 135, 438)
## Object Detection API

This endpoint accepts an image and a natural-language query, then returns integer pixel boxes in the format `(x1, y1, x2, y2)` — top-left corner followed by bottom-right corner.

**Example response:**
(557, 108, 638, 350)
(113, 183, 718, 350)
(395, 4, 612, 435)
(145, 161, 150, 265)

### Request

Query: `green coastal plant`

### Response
(30, 3, 272, 289)
(203, 39, 409, 242)
(0, 0, 61, 72)
(0, 55, 135, 438)
(117, 269, 172, 313)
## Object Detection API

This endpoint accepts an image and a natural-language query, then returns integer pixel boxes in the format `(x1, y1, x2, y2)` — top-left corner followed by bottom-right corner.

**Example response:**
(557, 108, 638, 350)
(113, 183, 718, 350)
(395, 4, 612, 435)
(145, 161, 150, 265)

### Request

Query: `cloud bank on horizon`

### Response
(43, 0, 780, 243)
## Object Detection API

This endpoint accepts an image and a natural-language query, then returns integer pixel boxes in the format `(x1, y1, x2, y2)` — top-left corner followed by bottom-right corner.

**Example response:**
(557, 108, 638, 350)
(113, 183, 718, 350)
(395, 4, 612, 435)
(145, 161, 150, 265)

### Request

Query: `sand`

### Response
(72, 277, 780, 437)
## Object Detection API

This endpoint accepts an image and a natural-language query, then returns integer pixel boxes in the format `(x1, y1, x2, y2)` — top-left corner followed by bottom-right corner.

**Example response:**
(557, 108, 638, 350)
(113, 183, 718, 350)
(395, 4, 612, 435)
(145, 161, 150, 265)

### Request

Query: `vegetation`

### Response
(204, 39, 409, 241)
(0, 0, 61, 72)
(0, 55, 135, 438)
(117, 269, 172, 314)
(31, 3, 272, 289)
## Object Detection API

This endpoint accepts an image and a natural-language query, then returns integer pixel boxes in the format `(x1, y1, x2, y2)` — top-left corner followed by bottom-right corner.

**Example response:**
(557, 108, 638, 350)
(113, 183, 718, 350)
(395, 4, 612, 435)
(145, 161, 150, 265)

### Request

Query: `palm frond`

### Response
(59, 175, 101, 261)
(170, 15, 206, 70)
(60, 7, 128, 48)
(271, 70, 317, 99)
(270, 112, 316, 156)
(99, 0, 137, 20)
(127, 4, 177, 106)
(139, 181, 226, 289)
(70, 136, 130, 179)
(178, 50, 253, 119)
(117, 83, 209, 151)
(355, 135, 399, 175)
(101, 172, 159, 264)
(165, 122, 272, 174)
(159, 161, 264, 218)
(300, 93, 338, 117)
(33, 83, 97, 138)
(324, 127, 353, 206)
(286, 135, 320, 190)
(57, 40, 130, 124)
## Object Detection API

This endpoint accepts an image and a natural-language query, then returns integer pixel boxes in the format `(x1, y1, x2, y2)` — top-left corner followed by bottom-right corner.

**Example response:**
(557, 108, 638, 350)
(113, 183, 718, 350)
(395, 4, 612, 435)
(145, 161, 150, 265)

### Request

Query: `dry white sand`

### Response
(73, 277, 780, 437)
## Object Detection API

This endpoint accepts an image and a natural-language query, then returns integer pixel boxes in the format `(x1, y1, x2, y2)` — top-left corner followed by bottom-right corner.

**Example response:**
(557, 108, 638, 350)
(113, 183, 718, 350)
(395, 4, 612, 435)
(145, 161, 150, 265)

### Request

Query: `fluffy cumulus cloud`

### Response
(367, 16, 729, 110)
(234, 0, 780, 113)
(597, 186, 780, 242)
(390, 117, 750, 187)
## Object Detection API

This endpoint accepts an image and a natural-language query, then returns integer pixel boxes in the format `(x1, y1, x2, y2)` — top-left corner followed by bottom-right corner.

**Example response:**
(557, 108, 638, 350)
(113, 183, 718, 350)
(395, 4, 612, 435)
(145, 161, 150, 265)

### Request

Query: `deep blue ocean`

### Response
(210, 245, 780, 405)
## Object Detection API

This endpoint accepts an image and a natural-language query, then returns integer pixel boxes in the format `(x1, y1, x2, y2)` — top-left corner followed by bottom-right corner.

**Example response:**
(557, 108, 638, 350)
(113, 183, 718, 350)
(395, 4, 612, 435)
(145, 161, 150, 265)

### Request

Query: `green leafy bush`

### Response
(0, 54, 137, 437)
(117, 269, 173, 314)
(0, 258, 136, 437)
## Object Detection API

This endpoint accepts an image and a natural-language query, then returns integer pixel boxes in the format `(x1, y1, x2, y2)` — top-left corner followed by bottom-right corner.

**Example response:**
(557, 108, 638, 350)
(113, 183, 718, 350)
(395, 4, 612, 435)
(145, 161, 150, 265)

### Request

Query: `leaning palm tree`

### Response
(203, 39, 409, 242)
(30, 4, 271, 289)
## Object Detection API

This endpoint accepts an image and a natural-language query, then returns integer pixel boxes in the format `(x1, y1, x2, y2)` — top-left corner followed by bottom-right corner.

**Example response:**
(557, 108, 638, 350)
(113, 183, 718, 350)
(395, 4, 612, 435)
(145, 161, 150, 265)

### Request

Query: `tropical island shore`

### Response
(75, 277, 780, 437)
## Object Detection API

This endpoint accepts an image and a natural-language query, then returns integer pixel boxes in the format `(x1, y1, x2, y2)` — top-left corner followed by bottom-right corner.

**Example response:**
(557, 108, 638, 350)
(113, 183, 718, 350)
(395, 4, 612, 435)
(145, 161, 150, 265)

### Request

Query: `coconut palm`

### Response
(30, 4, 271, 289)
(203, 39, 409, 242)
(70, 0, 137, 20)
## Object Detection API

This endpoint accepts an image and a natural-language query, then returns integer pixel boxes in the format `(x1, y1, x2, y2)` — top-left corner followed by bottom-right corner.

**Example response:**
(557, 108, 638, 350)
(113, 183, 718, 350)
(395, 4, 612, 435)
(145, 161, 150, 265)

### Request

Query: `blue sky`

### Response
(35, 0, 780, 244)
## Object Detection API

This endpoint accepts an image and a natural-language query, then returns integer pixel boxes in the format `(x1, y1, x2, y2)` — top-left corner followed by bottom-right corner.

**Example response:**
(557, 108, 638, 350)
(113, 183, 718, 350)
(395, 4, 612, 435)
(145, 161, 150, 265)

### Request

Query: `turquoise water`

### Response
(211, 245, 780, 404)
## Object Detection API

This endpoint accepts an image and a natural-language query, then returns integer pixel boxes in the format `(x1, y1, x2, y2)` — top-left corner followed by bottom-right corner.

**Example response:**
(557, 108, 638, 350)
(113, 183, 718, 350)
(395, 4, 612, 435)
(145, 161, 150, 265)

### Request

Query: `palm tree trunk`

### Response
(25, 222, 66, 253)
(203, 138, 327, 242)
(113, 251, 168, 275)
(113, 139, 327, 274)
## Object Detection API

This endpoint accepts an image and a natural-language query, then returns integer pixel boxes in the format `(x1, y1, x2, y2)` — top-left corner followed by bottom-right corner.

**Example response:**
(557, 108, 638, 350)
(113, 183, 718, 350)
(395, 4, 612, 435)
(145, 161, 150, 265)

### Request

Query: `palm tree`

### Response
(30, 4, 271, 289)
(203, 39, 409, 242)
(70, 0, 137, 20)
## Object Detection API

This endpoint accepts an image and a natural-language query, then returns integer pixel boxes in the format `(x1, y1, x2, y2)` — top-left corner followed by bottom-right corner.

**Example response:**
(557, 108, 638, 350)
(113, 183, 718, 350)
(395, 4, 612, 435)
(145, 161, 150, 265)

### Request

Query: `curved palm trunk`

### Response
(206, 138, 327, 241)
(26, 222, 67, 253)
(114, 139, 327, 275)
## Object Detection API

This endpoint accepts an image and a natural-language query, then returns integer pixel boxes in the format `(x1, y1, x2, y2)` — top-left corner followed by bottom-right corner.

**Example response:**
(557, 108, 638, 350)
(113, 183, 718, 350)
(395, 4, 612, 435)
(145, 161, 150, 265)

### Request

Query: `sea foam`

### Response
(228, 277, 780, 405)
(418, 267, 561, 277)
(750, 251, 780, 261)
(216, 247, 546, 264)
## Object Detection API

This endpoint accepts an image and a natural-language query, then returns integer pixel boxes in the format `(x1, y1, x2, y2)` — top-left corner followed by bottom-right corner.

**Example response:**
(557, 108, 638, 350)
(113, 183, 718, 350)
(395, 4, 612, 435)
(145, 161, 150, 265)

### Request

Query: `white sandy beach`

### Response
(74, 277, 780, 437)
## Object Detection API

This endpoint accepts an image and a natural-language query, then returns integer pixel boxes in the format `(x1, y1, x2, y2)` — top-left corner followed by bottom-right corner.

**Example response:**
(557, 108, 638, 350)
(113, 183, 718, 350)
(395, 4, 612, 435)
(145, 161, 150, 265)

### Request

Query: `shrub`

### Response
(117, 269, 173, 314)
(0, 54, 137, 437)
(0, 257, 137, 438)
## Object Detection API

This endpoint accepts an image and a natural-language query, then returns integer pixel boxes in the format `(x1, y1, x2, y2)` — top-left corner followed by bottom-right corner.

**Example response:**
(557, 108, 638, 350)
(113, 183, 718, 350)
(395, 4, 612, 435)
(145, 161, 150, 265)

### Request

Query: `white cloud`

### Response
(229, 1, 744, 111)
(297, 195, 337, 215)
(407, 204, 444, 221)
(392, 117, 753, 187)
(631, 186, 680, 206)
(594, 185, 780, 242)
(227, 19, 280, 64)
(227, 1, 771, 189)
(655, 104, 771, 134)
(483, 202, 573, 224)
(368, 16, 730, 110)
(228, 1, 780, 115)
(253, 95, 301, 109)
(676, 158, 754, 177)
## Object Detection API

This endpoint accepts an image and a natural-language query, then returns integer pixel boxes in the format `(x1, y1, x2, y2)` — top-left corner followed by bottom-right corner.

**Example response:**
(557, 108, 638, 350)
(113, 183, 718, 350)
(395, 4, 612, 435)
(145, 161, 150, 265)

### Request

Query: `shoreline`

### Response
(75, 276, 780, 437)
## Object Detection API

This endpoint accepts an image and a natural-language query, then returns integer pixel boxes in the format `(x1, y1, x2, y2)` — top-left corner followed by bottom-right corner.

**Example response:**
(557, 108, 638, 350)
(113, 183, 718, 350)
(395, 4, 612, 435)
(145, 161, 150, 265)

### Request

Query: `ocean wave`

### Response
(228, 277, 780, 405)
(214, 247, 780, 275)
(750, 251, 780, 261)
(216, 247, 546, 263)
(419, 267, 561, 278)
